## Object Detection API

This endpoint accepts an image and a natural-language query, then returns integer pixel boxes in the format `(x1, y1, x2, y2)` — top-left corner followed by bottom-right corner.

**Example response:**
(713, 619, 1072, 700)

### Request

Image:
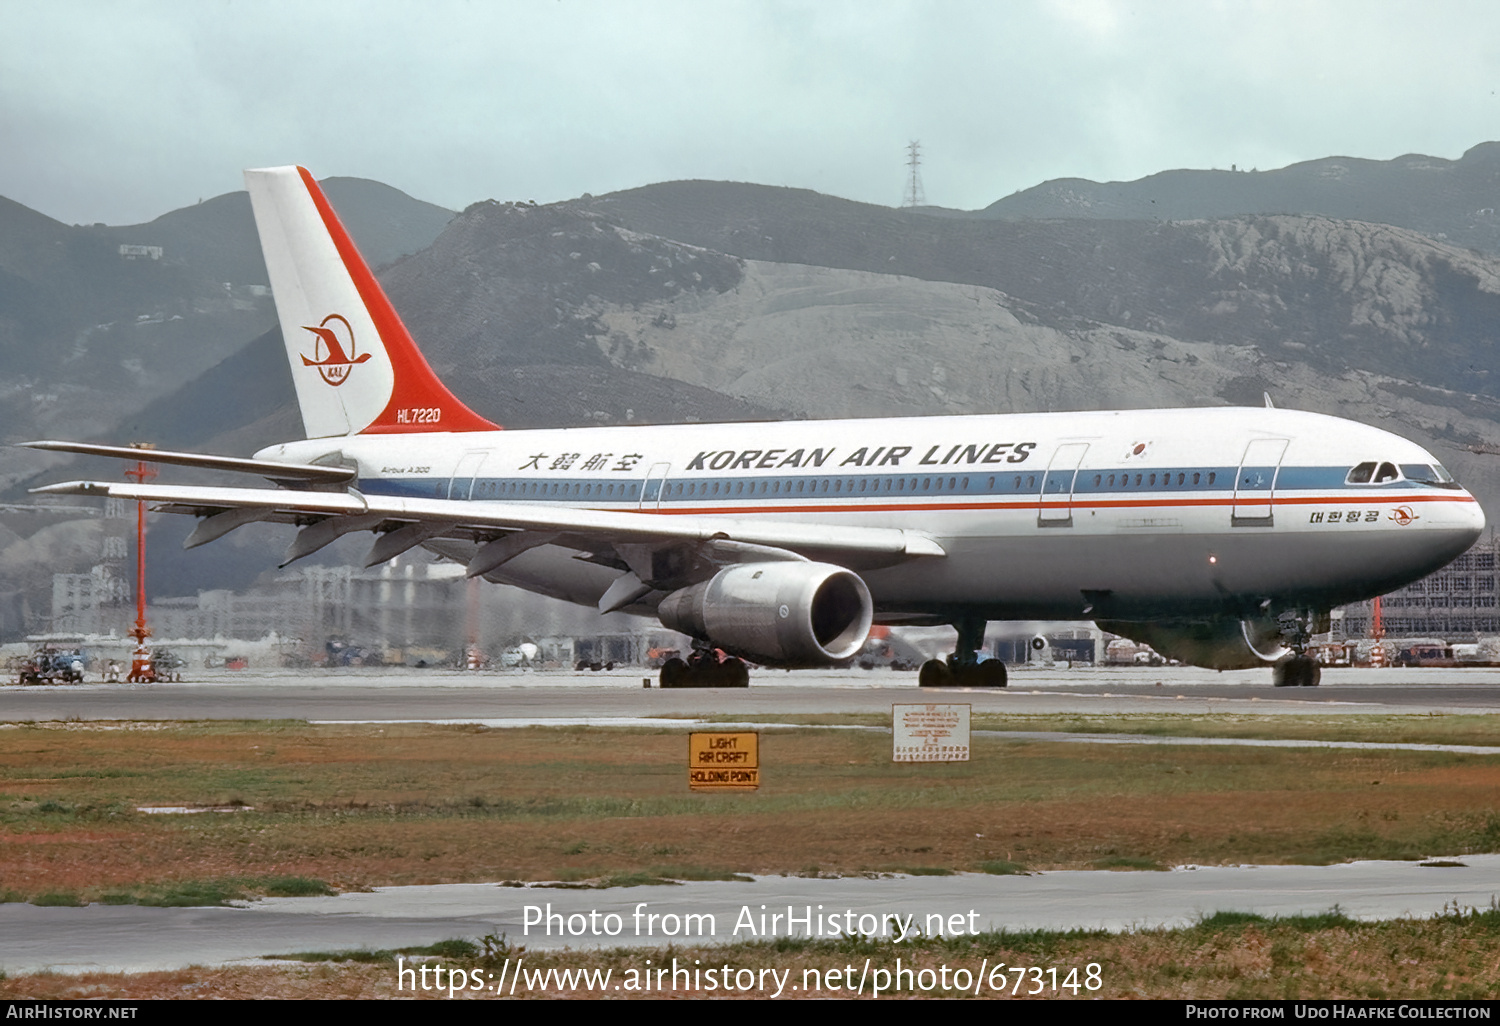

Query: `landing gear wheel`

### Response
(939, 660, 1009, 688)
(1273, 655, 1320, 688)
(687, 651, 718, 686)
(918, 659, 952, 687)
(660, 654, 750, 688)
(974, 660, 1008, 688)
(659, 657, 689, 688)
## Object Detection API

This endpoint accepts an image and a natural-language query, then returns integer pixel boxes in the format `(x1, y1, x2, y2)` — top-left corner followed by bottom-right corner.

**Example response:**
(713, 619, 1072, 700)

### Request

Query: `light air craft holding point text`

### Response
(22, 166, 1486, 687)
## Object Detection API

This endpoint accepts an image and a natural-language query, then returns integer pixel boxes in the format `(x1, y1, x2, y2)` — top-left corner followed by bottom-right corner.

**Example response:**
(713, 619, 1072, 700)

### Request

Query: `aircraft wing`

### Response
(31, 480, 946, 575)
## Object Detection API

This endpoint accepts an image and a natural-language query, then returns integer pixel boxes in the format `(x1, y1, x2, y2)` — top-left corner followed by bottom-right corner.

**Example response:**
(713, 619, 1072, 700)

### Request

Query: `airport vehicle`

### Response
(24, 167, 1487, 688)
(10, 647, 85, 685)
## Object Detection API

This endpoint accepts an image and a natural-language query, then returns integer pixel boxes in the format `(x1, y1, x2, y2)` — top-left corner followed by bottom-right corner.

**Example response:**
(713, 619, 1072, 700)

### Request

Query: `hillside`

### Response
(978, 143, 1500, 257)
(587, 183, 1500, 400)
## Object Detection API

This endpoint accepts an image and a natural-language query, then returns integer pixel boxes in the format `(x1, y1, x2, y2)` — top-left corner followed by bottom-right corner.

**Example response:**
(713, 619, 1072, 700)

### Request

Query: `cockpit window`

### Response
(1346, 462, 1376, 484)
(1401, 463, 1459, 487)
(1374, 462, 1399, 483)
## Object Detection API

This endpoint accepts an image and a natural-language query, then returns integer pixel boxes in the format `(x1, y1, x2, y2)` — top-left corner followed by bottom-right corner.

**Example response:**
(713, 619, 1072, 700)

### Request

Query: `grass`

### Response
(977, 859, 1028, 875)
(690, 711, 1500, 748)
(1, 719, 1499, 899)
(1089, 856, 1168, 871)
(265, 939, 481, 965)
(47, 875, 336, 908)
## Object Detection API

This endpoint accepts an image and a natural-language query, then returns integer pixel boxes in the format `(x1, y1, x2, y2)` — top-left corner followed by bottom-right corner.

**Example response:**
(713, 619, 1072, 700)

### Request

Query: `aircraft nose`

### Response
(1462, 492, 1488, 539)
(1438, 490, 1488, 552)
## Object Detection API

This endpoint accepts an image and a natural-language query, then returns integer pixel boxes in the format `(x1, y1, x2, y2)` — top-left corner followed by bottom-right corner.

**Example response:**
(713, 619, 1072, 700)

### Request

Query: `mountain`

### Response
(585, 182, 1500, 402)
(100, 176, 457, 286)
(977, 142, 1500, 256)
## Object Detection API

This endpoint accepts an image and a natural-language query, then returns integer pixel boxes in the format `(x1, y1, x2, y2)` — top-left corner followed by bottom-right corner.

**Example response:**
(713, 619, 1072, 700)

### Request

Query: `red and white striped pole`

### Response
(1369, 595, 1387, 668)
(125, 445, 158, 683)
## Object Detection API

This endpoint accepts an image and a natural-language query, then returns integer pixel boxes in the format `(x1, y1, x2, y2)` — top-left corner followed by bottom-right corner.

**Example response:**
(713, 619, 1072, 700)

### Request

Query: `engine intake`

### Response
(657, 562, 873, 667)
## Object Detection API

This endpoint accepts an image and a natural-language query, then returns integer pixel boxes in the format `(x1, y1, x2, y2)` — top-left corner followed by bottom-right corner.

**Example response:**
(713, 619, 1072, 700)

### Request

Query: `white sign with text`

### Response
(892, 704, 970, 762)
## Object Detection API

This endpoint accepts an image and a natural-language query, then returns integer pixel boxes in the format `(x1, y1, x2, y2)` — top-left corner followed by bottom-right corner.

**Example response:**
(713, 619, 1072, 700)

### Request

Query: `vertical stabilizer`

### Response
(244, 166, 497, 437)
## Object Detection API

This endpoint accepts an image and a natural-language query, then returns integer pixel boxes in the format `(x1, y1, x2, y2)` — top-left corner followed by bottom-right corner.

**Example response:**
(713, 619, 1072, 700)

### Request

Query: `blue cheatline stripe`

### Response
(357, 465, 1452, 505)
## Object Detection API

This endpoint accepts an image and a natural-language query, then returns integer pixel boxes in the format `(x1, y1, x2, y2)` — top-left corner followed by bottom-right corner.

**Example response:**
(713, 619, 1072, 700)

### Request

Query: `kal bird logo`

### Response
(301, 313, 370, 386)
(1389, 506, 1420, 526)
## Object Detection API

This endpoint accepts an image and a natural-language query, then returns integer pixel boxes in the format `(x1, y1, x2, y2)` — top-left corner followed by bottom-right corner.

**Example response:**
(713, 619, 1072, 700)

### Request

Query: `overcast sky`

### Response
(5, 0, 1500, 225)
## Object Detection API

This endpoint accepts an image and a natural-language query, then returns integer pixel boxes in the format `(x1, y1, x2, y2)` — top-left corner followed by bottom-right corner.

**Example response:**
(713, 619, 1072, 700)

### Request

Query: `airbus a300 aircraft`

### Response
(25, 167, 1487, 688)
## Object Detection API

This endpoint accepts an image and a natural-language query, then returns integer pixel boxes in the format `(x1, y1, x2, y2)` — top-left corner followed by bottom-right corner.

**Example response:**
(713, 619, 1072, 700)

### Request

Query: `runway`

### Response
(4, 664, 1500, 976)
(7, 664, 1500, 722)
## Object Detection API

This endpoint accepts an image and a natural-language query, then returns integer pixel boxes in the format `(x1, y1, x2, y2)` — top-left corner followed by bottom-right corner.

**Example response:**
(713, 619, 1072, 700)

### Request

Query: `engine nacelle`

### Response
(657, 562, 873, 667)
(1096, 617, 1291, 670)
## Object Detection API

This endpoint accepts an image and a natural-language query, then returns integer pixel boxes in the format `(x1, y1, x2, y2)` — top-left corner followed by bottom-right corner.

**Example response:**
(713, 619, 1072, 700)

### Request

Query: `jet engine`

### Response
(656, 562, 874, 667)
(1095, 616, 1291, 670)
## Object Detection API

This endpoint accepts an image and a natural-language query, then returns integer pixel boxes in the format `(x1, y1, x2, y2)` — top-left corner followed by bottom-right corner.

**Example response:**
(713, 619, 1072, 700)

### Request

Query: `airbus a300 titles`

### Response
(23, 166, 1486, 688)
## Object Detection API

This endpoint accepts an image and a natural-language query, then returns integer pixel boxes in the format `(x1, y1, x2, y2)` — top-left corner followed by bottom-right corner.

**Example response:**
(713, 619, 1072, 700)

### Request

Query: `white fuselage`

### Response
(257, 406, 1486, 624)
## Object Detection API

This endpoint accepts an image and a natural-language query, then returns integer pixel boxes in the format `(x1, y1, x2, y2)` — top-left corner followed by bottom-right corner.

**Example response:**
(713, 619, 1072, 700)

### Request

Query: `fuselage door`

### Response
(448, 450, 490, 500)
(1038, 443, 1090, 527)
(639, 463, 672, 510)
(1232, 438, 1289, 525)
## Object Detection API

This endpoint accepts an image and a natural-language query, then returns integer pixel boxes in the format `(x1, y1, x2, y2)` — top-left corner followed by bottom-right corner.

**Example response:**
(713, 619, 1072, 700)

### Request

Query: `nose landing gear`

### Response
(1271, 609, 1323, 687)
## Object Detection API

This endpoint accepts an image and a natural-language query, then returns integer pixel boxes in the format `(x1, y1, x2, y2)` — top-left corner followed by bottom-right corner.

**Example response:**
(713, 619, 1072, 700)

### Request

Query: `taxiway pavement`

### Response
(7, 665, 1500, 722)
(4, 859, 1500, 974)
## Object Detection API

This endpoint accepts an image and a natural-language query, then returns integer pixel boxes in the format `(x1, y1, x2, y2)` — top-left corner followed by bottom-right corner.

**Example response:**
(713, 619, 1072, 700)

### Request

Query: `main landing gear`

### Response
(918, 617, 1008, 688)
(1271, 609, 1322, 687)
(659, 647, 750, 688)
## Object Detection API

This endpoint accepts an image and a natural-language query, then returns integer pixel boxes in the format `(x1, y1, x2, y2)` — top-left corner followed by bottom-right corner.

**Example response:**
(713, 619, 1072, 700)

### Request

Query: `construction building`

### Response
(1339, 534, 1500, 641)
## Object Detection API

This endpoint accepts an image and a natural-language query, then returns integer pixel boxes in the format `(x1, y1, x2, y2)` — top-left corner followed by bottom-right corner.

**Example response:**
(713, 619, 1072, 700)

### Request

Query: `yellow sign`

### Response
(689, 732, 760, 790)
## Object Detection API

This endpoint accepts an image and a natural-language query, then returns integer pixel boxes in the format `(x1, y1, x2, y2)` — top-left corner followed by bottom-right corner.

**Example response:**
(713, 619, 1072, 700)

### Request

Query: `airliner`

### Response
(24, 166, 1487, 688)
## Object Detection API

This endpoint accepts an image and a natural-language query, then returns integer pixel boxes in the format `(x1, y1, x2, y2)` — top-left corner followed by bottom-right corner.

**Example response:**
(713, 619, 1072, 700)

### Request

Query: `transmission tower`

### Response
(903, 140, 925, 208)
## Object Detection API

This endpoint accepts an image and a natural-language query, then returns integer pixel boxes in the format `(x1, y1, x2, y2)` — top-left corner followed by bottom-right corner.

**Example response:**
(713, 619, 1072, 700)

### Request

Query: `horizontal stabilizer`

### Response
(18, 441, 354, 484)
